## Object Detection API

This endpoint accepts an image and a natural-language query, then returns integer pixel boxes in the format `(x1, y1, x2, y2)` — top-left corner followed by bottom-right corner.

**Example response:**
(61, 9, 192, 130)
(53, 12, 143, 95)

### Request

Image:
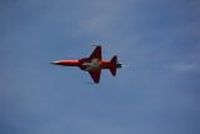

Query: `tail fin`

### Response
(109, 56, 117, 76)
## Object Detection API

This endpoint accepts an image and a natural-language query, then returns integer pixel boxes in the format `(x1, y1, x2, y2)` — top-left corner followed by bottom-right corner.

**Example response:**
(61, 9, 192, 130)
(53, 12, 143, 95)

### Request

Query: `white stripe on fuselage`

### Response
(82, 58, 101, 71)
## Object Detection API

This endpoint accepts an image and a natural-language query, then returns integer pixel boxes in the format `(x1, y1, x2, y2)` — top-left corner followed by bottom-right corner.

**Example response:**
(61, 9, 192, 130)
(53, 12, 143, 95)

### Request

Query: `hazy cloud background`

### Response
(0, 0, 200, 134)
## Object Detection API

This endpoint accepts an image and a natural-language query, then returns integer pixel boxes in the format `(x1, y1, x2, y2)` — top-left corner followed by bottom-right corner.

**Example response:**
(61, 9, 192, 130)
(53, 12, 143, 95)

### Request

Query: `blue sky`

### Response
(1, 0, 200, 134)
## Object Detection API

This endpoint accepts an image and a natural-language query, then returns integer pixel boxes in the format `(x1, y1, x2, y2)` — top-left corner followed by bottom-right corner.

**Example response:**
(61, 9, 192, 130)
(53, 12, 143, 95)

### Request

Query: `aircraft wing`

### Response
(89, 69, 101, 83)
(90, 46, 102, 60)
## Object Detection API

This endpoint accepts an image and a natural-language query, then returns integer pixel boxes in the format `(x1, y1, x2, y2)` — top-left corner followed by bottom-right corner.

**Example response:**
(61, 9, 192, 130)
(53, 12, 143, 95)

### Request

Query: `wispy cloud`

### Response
(167, 63, 200, 72)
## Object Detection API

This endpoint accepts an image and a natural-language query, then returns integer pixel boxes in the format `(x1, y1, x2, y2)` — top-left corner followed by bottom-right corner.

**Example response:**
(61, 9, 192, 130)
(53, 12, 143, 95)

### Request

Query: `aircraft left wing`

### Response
(89, 69, 101, 83)
(89, 46, 102, 60)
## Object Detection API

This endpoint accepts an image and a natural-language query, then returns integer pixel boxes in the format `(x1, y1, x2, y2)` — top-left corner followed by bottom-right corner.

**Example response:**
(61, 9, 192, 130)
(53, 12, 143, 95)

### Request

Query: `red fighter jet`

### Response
(51, 46, 122, 83)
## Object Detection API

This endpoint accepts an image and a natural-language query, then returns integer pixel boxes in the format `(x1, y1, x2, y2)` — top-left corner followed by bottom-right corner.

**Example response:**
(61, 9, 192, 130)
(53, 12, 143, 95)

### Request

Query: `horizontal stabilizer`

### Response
(109, 56, 117, 76)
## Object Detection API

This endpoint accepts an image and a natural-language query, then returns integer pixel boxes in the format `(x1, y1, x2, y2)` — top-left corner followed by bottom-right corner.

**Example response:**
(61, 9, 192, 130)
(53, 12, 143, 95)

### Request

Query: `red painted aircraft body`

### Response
(51, 46, 122, 83)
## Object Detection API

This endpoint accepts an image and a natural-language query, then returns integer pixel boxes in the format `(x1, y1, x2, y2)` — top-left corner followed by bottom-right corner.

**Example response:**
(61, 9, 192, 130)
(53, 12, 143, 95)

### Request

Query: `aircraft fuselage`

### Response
(51, 58, 115, 71)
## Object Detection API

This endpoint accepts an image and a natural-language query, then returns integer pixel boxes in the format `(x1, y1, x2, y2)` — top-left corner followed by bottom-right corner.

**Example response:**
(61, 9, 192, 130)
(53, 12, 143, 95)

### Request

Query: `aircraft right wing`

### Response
(88, 69, 101, 83)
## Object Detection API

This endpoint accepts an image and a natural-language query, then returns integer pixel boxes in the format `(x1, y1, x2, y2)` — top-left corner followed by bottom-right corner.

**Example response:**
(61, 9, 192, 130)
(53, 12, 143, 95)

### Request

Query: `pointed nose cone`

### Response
(51, 61, 60, 65)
